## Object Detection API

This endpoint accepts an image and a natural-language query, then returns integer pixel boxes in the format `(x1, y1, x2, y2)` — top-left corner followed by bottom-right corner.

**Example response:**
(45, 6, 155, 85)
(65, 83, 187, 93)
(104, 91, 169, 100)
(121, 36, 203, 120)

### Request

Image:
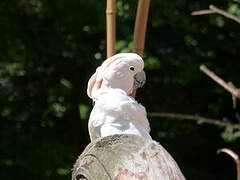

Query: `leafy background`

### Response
(0, 0, 240, 179)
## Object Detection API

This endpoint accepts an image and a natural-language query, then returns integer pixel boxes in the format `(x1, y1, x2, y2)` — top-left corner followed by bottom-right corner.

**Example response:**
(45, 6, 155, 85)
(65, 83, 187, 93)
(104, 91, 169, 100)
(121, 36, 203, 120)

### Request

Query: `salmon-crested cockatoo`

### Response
(87, 53, 151, 141)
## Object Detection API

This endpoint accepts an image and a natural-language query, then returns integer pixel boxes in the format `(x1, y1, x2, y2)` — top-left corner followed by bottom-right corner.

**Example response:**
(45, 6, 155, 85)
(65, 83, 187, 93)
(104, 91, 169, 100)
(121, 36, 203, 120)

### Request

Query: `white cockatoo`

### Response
(87, 53, 151, 141)
(87, 53, 146, 99)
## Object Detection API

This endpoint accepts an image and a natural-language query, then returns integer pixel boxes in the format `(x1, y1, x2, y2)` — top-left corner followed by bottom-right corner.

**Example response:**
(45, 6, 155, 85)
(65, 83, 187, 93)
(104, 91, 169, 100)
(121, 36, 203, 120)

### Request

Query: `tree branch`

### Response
(148, 112, 240, 130)
(191, 9, 215, 16)
(217, 148, 240, 180)
(200, 65, 240, 99)
(192, 4, 240, 24)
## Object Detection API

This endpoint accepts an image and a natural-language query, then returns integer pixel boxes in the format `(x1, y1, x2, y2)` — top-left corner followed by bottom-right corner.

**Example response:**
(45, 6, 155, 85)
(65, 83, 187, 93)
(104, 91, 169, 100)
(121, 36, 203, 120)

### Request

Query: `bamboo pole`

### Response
(106, 0, 116, 58)
(133, 0, 151, 56)
(131, 0, 150, 98)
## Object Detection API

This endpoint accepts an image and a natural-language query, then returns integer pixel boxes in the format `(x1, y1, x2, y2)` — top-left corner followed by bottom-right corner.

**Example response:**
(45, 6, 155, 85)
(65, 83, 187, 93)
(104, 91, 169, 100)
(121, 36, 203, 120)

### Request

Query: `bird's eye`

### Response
(129, 66, 135, 71)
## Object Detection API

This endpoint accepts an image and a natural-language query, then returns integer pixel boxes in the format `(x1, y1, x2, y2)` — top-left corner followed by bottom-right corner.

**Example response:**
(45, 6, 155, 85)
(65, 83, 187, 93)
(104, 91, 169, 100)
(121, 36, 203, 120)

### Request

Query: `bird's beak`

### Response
(133, 70, 146, 89)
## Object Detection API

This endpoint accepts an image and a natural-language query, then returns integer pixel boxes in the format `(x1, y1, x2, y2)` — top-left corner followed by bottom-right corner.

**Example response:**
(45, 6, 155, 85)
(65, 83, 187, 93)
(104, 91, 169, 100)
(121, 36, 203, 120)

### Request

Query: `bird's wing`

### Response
(120, 98, 151, 133)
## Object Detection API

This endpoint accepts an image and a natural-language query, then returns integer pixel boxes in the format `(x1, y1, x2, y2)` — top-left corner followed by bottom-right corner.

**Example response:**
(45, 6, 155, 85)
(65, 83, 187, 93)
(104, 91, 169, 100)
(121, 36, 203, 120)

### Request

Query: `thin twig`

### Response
(191, 4, 240, 24)
(191, 10, 215, 16)
(106, 0, 116, 58)
(217, 148, 240, 180)
(200, 65, 240, 99)
(209, 5, 240, 24)
(148, 112, 240, 130)
(229, 82, 238, 109)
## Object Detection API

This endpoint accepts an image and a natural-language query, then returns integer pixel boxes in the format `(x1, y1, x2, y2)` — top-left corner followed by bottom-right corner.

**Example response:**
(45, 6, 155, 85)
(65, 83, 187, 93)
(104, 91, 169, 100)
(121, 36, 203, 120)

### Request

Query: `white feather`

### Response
(89, 88, 152, 141)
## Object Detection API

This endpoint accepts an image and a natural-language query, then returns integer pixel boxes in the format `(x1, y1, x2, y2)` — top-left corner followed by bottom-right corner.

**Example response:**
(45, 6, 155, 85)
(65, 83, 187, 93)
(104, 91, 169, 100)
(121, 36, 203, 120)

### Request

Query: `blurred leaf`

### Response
(60, 79, 72, 89)
(79, 104, 90, 120)
(56, 168, 70, 176)
(144, 57, 161, 70)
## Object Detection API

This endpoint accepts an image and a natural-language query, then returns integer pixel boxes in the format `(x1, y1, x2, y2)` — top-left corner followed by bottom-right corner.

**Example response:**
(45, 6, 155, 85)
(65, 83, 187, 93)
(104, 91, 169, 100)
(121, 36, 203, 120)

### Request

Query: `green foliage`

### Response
(222, 130, 240, 142)
(0, 0, 239, 179)
(228, 3, 240, 17)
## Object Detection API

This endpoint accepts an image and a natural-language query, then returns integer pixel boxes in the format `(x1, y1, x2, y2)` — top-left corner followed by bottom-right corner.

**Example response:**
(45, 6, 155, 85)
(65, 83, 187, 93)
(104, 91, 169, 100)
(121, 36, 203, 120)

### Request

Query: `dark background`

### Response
(0, 0, 239, 179)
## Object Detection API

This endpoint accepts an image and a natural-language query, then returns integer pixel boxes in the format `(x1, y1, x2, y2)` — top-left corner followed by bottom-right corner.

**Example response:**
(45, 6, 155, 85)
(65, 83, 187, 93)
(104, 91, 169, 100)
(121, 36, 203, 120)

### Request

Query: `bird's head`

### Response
(87, 53, 146, 98)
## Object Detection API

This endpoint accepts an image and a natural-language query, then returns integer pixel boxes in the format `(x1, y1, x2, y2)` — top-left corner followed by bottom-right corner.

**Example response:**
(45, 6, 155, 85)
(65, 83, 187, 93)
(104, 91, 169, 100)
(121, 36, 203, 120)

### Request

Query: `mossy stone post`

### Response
(72, 134, 185, 180)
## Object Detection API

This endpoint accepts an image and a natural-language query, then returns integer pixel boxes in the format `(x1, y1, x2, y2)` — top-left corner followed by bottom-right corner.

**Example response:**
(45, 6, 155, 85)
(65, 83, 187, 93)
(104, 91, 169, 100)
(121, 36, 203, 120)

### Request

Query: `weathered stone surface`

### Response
(72, 134, 185, 180)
